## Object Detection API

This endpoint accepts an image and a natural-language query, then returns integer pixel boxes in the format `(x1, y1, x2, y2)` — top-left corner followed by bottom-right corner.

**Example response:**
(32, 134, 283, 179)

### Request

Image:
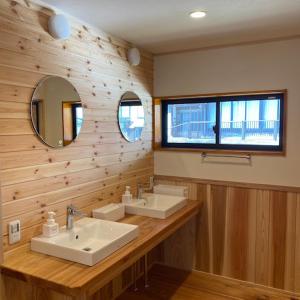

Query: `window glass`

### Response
(220, 99, 280, 146)
(119, 104, 144, 141)
(75, 106, 83, 135)
(166, 102, 216, 144)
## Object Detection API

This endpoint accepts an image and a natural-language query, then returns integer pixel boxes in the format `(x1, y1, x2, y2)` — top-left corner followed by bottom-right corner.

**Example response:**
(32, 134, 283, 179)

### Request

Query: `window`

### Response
(62, 102, 83, 146)
(160, 92, 285, 152)
(72, 104, 83, 137)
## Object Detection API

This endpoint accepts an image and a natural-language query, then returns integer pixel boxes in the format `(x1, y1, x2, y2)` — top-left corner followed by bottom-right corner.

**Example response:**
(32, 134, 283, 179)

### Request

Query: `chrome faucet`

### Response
(66, 205, 86, 230)
(137, 176, 154, 200)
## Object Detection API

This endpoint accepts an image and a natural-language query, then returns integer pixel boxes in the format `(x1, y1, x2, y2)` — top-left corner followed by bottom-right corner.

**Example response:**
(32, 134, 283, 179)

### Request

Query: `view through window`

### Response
(161, 92, 284, 152)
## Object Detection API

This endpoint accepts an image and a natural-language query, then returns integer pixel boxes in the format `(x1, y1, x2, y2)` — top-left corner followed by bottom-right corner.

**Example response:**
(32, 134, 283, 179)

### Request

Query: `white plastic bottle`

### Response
(43, 212, 59, 237)
(122, 186, 132, 204)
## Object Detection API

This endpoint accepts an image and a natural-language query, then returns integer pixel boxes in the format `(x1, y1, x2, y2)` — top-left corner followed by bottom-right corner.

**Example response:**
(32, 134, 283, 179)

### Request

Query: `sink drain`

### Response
(82, 247, 92, 252)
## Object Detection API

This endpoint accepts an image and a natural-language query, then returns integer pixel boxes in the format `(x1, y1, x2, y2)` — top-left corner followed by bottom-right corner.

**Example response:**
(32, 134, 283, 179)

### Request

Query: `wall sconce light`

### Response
(48, 14, 71, 40)
(127, 47, 141, 66)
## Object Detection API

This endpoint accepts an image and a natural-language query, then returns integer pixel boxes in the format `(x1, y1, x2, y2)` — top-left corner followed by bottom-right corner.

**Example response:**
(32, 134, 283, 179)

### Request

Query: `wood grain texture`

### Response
(156, 175, 300, 293)
(162, 217, 197, 270)
(0, 166, 3, 299)
(118, 264, 300, 300)
(2, 246, 162, 300)
(2, 275, 72, 300)
(0, 0, 154, 252)
(1, 201, 200, 299)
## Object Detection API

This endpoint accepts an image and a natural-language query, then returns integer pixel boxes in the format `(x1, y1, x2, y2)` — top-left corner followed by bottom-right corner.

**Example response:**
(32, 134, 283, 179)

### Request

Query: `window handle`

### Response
(212, 125, 217, 134)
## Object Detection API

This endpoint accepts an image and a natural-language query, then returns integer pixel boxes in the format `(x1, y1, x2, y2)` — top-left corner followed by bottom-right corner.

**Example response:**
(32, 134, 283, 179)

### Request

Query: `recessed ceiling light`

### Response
(189, 11, 206, 19)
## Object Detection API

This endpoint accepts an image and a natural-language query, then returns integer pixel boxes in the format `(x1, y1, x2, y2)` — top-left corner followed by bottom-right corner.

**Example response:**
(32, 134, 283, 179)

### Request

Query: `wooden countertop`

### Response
(1, 200, 200, 298)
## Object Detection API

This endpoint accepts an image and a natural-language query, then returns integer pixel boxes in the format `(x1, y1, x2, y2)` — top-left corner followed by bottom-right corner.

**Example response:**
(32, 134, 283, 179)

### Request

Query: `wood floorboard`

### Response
(117, 266, 238, 300)
(117, 264, 300, 300)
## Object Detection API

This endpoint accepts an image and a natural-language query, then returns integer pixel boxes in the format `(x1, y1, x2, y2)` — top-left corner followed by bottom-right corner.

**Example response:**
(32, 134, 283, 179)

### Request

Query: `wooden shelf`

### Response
(1, 201, 200, 299)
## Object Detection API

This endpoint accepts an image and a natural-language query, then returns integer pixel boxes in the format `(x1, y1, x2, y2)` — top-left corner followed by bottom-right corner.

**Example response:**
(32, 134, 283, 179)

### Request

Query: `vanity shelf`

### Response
(1, 200, 200, 300)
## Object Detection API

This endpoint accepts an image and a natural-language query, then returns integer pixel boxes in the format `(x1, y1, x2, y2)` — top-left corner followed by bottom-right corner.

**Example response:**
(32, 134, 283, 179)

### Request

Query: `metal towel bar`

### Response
(201, 152, 251, 160)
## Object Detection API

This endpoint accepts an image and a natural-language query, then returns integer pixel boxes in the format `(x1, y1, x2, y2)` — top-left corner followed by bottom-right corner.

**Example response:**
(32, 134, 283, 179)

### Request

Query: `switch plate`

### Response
(9, 220, 21, 244)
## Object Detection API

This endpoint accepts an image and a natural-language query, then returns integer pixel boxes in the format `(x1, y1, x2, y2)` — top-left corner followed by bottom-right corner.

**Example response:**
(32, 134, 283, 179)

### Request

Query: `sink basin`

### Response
(125, 193, 187, 219)
(31, 218, 139, 266)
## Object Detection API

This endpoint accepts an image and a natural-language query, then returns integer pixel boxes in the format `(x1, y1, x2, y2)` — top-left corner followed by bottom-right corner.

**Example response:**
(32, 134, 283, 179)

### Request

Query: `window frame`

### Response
(71, 102, 83, 139)
(154, 90, 287, 155)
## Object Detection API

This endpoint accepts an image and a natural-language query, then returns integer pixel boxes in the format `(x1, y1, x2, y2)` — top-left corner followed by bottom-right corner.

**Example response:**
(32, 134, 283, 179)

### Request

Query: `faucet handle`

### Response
(67, 204, 76, 214)
(67, 205, 86, 217)
(138, 176, 153, 192)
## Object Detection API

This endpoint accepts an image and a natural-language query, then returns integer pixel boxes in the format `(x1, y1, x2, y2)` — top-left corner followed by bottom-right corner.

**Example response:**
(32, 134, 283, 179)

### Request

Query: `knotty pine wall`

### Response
(0, 0, 153, 253)
(156, 175, 300, 294)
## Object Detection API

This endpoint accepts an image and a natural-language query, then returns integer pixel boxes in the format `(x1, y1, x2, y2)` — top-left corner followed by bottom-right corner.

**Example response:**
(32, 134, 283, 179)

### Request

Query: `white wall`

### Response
(154, 38, 300, 187)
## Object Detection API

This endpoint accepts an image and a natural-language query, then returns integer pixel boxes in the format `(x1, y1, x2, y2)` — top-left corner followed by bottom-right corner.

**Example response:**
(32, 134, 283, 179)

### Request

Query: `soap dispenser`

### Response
(43, 211, 59, 237)
(122, 186, 132, 204)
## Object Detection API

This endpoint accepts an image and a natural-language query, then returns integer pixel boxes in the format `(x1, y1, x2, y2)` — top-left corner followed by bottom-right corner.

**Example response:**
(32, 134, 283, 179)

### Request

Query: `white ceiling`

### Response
(42, 0, 300, 54)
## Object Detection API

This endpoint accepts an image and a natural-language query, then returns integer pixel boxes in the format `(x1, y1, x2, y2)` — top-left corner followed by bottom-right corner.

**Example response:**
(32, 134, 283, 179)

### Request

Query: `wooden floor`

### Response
(117, 264, 300, 300)
(118, 266, 236, 300)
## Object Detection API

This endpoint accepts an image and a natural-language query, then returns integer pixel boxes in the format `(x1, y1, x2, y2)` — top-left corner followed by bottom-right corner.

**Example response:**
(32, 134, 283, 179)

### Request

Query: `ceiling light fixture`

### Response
(189, 11, 206, 19)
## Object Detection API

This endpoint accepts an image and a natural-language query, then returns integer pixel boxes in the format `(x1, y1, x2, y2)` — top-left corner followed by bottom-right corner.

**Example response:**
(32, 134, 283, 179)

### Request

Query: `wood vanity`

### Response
(1, 200, 200, 300)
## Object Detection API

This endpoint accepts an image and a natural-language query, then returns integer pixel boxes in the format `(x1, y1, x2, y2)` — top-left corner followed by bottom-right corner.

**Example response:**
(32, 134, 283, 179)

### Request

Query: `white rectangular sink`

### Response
(125, 193, 187, 219)
(31, 218, 139, 266)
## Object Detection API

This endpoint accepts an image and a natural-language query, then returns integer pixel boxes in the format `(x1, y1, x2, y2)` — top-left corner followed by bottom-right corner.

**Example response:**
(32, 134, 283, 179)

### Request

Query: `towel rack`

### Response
(201, 152, 251, 160)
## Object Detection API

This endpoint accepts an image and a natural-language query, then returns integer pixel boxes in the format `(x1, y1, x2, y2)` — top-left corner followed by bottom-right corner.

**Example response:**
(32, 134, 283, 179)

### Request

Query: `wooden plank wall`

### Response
(155, 175, 300, 293)
(0, 0, 153, 253)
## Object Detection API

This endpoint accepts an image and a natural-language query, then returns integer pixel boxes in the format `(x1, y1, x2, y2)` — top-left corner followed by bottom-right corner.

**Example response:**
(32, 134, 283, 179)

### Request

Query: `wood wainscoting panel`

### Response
(223, 187, 257, 282)
(0, 167, 3, 299)
(162, 217, 197, 270)
(156, 175, 300, 293)
(295, 195, 300, 293)
(210, 185, 227, 275)
(0, 0, 153, 253)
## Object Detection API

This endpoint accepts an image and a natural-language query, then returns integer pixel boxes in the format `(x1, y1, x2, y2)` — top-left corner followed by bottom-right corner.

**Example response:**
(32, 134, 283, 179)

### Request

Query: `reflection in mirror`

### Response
(31, 76, 83, 148)
(118, 92, 145, 142)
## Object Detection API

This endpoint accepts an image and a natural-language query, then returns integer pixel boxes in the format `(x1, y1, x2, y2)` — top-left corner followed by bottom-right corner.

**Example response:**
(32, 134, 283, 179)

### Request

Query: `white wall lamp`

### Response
(127, 47, 141, 66)
(48, 14, 71, 40)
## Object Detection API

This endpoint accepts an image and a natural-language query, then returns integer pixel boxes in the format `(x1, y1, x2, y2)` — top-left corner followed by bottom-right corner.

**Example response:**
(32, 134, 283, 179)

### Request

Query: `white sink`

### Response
(125, 193, 187, 219)
(31, 218, 139, 266)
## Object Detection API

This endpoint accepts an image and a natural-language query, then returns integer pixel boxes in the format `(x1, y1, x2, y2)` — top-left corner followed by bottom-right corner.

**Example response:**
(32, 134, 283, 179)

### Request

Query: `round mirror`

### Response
(118, 92, 145, 142)
(31, 76, 83, 148)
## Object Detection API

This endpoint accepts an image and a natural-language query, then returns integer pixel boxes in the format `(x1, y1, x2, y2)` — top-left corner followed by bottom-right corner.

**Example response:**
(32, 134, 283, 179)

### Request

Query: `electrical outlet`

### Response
(9, 220, 21, 244)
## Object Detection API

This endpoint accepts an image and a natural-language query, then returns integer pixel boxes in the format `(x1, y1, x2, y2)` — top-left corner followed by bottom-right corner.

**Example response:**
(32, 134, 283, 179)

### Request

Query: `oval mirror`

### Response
(118, 92, 145, 142)
(31, 76, 83, 148)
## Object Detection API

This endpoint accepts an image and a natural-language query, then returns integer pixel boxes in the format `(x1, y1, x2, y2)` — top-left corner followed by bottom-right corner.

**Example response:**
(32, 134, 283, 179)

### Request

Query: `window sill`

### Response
(154, 146, 286, 156)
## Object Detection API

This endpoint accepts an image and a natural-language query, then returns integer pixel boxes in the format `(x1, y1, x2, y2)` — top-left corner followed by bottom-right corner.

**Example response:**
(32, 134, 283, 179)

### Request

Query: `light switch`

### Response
(9, 220, 21, 244)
